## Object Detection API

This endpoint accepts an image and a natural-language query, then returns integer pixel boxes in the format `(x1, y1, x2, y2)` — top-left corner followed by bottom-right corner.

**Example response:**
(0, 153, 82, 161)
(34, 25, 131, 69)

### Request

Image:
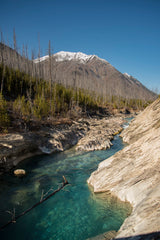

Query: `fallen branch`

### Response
(0, 176, 69, 230)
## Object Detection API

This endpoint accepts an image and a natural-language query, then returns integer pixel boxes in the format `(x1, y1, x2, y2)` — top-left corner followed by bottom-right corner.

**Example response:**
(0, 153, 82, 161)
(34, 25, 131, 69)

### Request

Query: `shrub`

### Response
(0, 93, 10, 132)
(33, 95, 50, 119)
(13, 96, 31, 119)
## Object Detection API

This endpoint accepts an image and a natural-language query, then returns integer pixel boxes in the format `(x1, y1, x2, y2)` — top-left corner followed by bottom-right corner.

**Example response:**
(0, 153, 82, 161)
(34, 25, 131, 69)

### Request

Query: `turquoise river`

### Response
(0, 120, 132, 240)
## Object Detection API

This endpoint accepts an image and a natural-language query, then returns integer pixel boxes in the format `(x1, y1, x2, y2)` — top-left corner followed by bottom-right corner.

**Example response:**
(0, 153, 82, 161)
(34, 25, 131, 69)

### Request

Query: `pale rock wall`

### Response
(88, 98, 160, 239)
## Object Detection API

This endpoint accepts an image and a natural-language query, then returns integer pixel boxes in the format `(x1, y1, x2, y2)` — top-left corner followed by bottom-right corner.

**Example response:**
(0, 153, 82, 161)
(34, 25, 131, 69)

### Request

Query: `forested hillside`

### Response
(0, 41, 157, 133)
(0, 42, 157, 102)
(0, 63, 101, 132)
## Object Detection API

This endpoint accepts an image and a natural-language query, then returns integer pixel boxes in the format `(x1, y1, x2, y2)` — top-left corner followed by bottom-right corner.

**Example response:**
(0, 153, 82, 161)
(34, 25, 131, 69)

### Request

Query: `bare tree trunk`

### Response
(0, 176, 69, 230)
(48, 40, 53, 114)
(13, 28, 20, 70)
(0, 31, 5, 94)
(38, 33, 42, 80)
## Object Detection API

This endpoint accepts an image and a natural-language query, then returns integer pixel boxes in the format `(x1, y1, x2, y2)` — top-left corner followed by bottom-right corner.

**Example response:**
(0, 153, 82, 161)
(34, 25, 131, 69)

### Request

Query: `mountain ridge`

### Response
(34, 51, 108, 64)
(0, 44, 157, 101)
(34, 50, 156, 101)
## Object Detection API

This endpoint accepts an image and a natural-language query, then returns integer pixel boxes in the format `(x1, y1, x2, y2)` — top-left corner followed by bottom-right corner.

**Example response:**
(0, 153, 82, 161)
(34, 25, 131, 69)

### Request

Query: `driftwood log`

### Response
(0, 176, 69, 230)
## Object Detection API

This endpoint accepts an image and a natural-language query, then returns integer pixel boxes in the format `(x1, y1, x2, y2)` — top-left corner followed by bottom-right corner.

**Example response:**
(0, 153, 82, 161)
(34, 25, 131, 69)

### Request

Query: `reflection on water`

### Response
(0, 132, 131, 240)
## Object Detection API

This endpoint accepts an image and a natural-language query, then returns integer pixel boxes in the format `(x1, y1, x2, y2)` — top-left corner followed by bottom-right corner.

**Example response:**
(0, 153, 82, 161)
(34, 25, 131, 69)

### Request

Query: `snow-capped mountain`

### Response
(34, 51, 107, 64)
(54, 51, 96, 63)
(32, 50, 156, 100)
(34, 55, 49, 63)
(0, 43, 156, 101)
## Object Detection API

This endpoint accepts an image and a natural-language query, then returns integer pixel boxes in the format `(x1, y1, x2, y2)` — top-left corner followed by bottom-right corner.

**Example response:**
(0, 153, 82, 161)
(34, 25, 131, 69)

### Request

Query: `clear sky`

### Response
(0, 0, 160, 92)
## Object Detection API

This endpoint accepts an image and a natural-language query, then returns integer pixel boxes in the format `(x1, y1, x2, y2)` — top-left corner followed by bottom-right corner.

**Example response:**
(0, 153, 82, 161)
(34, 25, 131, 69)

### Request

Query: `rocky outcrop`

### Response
(76, 117, 123, 151)
(0, 133, 39, 173)
(0, 121, 88, 173)
(0, 116, 123, 174)
(88, 98, 160, 239)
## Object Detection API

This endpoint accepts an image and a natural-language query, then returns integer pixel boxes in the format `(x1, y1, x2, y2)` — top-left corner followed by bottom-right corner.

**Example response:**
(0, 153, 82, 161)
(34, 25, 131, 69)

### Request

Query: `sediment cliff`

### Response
(0, 120, 88, 173)
(76, 117, 123, 151)
(0, 116, 123, 174)
(88, 98, 160, 239)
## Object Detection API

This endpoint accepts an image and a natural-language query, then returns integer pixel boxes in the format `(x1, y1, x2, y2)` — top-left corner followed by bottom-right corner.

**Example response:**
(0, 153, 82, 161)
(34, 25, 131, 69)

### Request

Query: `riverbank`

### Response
(88, 98, 160, 240)
(0, 117, 132, 240)
(0, 115, 125, 174)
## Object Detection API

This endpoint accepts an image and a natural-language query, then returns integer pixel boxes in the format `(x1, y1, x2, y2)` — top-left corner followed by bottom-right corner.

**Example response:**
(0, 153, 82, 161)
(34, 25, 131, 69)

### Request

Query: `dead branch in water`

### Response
(0, 176, 69, 230)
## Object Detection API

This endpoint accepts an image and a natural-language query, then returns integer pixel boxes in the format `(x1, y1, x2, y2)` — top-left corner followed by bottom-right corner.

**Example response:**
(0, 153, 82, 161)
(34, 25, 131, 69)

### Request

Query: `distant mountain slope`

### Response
(0, 43, 33, 73)
(36, 51, 156, 101)
(0, 43, 157, 101)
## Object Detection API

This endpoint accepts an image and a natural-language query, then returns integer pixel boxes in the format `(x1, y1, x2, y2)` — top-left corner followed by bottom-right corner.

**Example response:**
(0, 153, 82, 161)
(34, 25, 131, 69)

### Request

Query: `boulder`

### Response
(14, 169, 26, 177)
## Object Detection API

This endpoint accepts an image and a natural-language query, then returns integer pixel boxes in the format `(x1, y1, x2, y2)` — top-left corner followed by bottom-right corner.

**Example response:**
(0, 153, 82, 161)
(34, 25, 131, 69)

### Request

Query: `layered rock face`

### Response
(76, 117, 123, 151)
(88, 98, 160, 239)
(0, 121, 88, 173)
(0, 117, 123, 173)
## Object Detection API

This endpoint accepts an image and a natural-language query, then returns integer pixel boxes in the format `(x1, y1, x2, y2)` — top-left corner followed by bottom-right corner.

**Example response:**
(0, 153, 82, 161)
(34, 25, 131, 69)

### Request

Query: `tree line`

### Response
(0, 63, 151, 132)
(0, 30, 153, 133)
(0, 63, 100, 132)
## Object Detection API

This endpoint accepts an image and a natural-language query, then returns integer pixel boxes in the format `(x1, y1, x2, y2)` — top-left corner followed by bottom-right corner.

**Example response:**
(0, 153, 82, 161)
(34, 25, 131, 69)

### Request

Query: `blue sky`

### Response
(0, 0, 160, 92)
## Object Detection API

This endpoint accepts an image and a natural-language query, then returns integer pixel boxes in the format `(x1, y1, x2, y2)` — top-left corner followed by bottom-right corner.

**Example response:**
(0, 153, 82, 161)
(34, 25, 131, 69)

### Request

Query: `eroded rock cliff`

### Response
(88, 98, 160, 239)
(0, 117, 123, 174)
(76, 117, 123, 152)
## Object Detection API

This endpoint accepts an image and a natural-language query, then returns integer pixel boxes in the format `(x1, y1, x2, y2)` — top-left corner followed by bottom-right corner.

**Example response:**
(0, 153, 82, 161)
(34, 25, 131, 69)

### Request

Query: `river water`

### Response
(0, 119, 132, 240)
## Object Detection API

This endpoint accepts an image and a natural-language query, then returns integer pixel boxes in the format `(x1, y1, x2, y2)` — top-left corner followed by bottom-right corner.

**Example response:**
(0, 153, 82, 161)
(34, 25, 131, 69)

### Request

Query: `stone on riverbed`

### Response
(14, 169, 26, 177)
(87, 230, 117, 240)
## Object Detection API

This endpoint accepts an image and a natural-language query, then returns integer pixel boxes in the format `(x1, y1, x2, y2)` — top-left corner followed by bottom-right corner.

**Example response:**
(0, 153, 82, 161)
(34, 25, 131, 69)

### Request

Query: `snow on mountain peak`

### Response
(124, 72, 131, 78)
(54, 51, 95, 63)
(33, 55, 49, 63)
(33, 51, 108, 64)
